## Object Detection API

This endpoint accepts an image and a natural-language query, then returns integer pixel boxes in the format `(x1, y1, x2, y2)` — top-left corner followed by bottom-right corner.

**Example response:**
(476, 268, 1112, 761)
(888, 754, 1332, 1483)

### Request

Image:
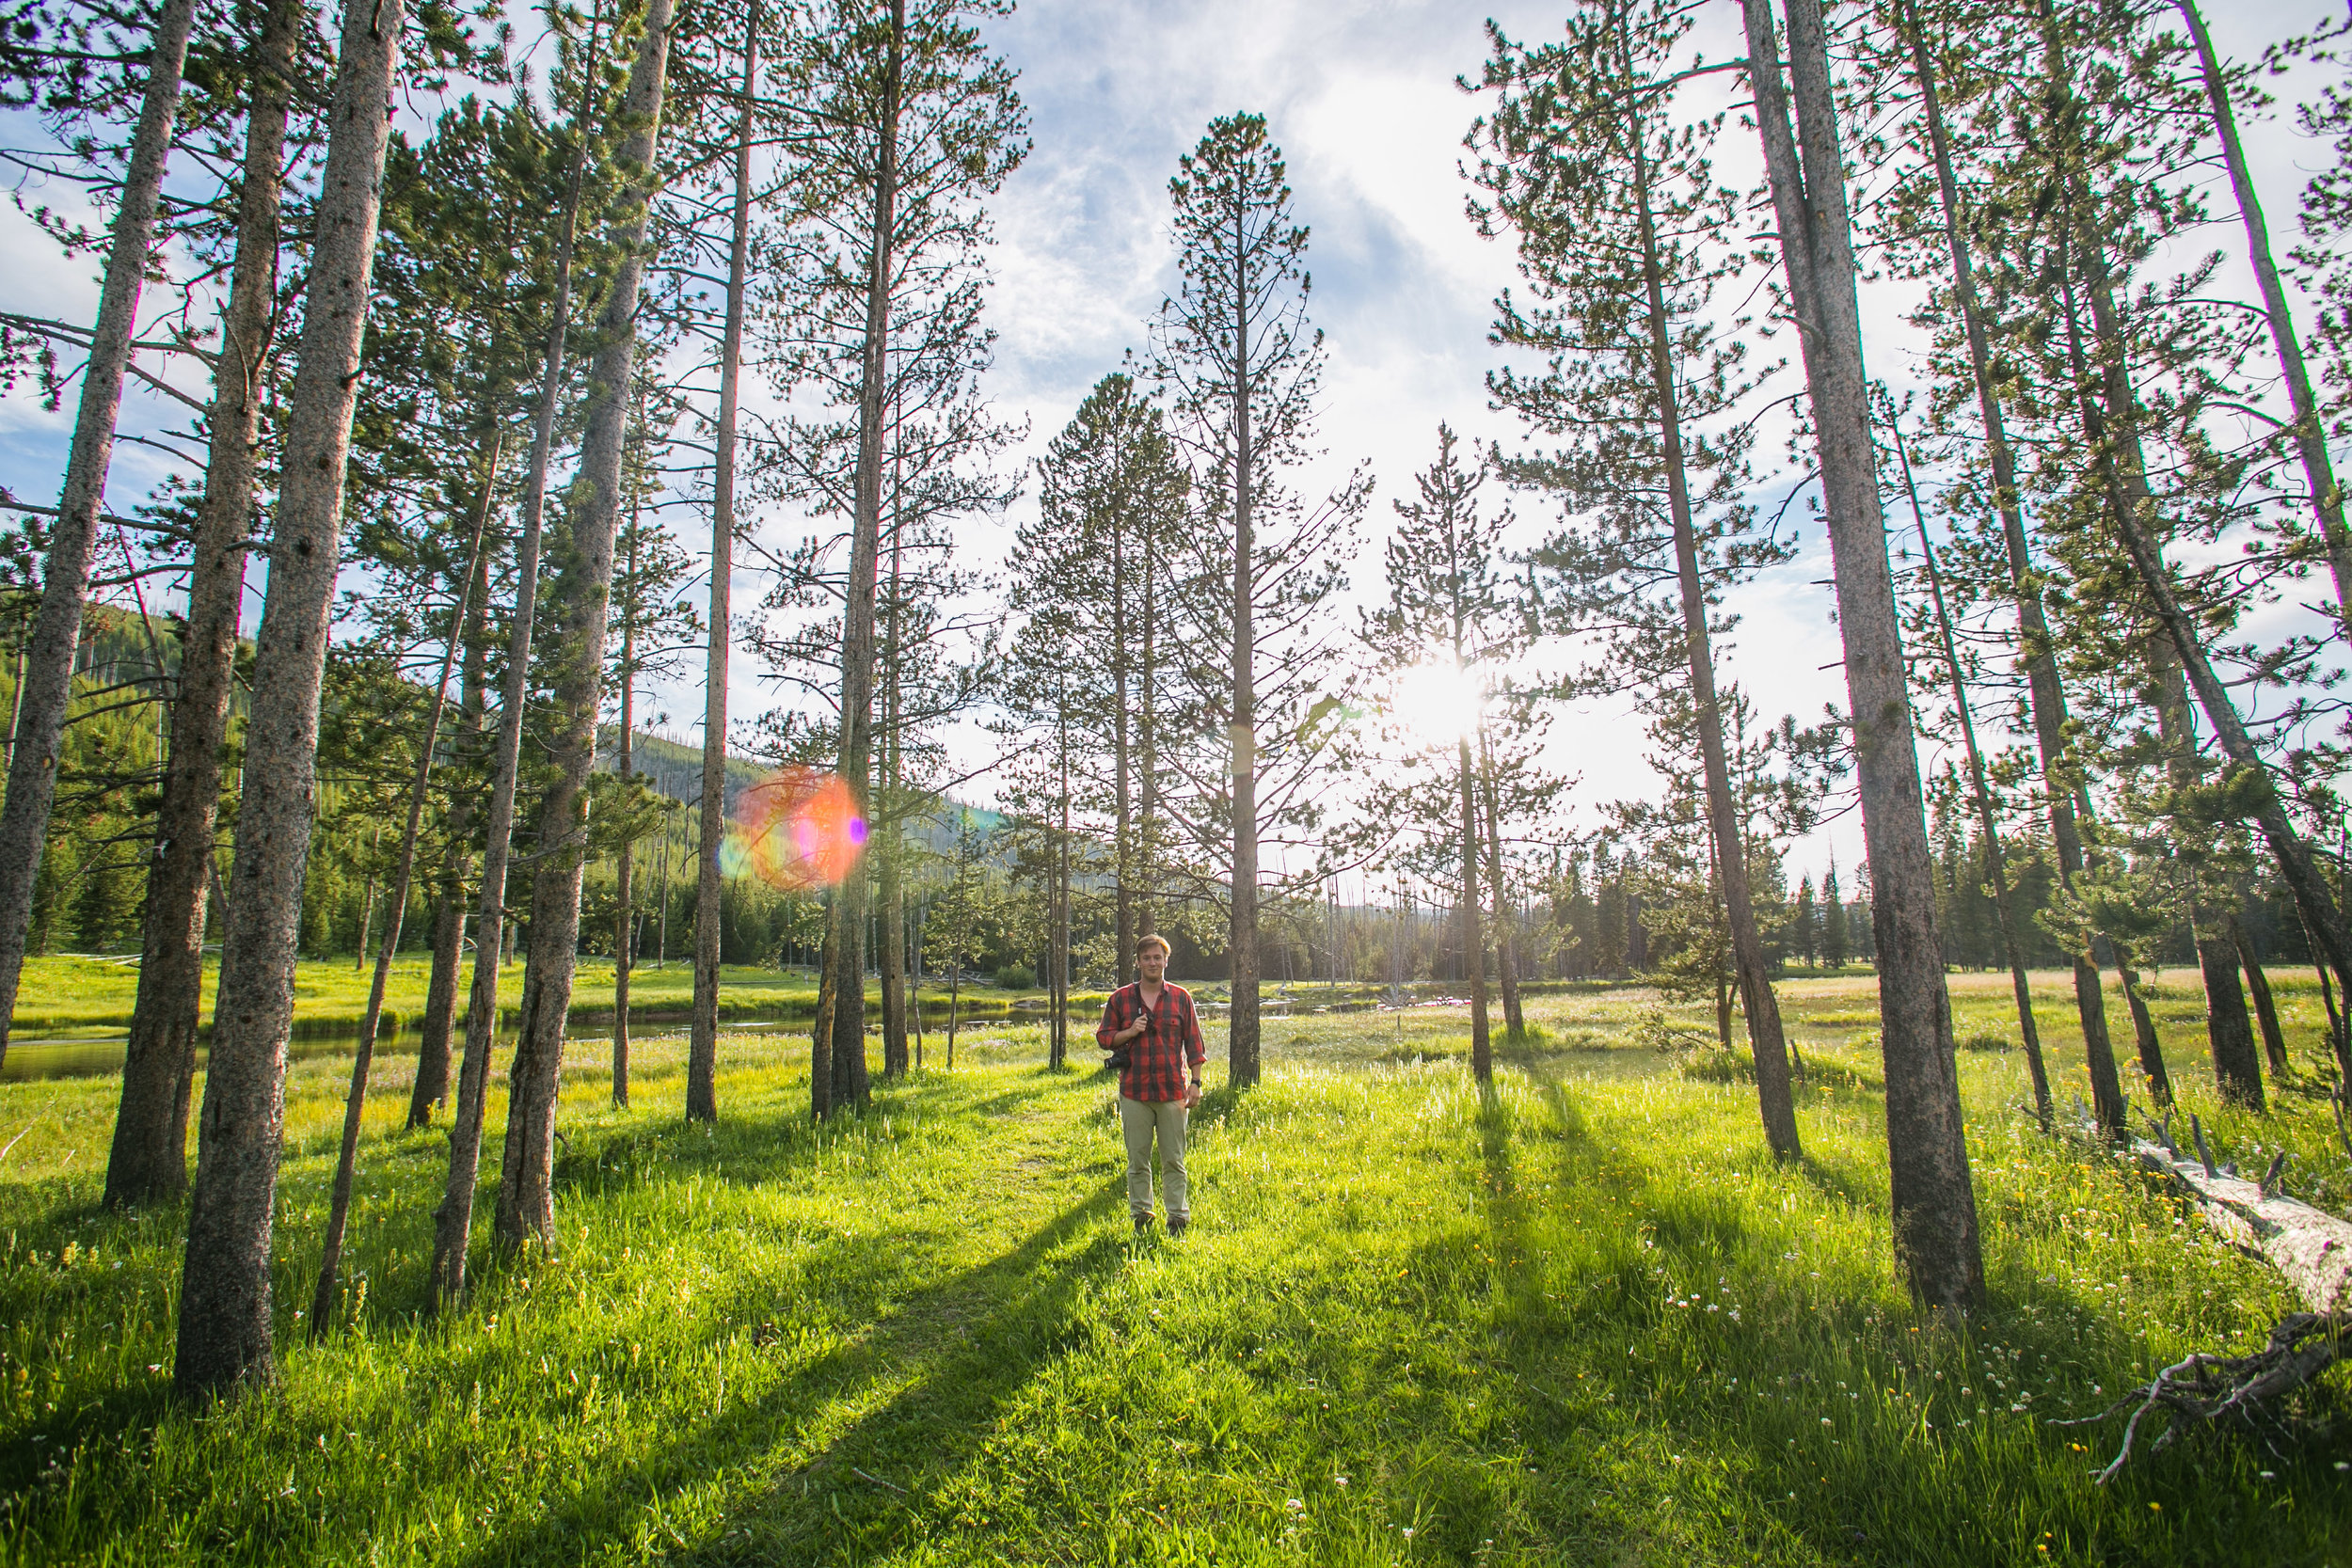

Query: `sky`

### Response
(0, 0, 2345, 909)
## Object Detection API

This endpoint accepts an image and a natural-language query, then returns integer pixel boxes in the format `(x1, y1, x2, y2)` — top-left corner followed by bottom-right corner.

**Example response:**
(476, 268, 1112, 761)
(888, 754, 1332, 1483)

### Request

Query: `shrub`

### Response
(993, 964, 1035, 990)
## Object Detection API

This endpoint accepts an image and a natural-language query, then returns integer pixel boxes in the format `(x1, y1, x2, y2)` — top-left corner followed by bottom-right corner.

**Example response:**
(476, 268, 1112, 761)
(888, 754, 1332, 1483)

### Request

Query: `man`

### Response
(1096, 933, 1204, 1235)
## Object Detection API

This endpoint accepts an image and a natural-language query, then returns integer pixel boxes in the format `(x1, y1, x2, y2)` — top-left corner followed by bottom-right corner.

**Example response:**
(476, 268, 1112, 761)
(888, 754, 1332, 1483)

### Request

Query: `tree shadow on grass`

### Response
(439, 1171, 1132, 1567)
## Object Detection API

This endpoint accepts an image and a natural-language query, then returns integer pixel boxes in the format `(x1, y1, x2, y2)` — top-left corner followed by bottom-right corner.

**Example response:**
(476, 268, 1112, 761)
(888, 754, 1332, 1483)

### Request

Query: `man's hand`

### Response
(1116, 1018, 1149, 1045)
(1184, 1081, 1203, 1109)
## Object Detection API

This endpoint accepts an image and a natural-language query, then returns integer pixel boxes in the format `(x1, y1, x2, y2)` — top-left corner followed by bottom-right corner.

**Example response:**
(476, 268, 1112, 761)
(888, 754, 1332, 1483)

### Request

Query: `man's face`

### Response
(1138, 947, 1168, 982)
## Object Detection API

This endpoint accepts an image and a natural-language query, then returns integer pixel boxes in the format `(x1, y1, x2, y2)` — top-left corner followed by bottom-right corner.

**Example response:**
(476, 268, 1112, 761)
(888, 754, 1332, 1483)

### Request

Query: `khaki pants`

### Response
(1120, 1096, 1188, 1221)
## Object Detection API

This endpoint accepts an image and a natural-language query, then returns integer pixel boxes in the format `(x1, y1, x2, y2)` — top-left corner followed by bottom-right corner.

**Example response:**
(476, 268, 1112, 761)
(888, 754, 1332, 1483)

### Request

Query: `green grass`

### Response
(1, 974, 2348, 1565)
(3, 955, 1044, 1041)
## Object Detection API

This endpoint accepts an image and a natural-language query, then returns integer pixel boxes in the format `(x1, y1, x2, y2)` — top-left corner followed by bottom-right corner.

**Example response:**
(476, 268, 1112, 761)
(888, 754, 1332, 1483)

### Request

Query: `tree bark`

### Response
(822, 0, 900, 1117)
(429, 14, 604, 1302)
(411, 541, 488, 1128)
(1742, 0, 1981, 1309)
(1896, 0, 2126, 1132)
(310, 493, 493, 1333)
(0, 0, 197, 1074)
(106, 0, 296, 1203)
(2177, 0, 2352, 630)
(495, 0, 675, 1255)
(690, 9, 756, 1123)
(1892, 416, 2054, 1125)
(2233, 916, 2289, 1076)
(174, 0, 406, 1399)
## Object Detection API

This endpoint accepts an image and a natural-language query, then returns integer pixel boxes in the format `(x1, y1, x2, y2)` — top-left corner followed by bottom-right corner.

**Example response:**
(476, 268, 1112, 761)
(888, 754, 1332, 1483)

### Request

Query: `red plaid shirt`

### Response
(1096, 981, 1205, 1102)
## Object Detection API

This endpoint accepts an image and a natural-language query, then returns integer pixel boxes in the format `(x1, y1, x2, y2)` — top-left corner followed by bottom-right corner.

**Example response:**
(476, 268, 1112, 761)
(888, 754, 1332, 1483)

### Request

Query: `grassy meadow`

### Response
(2, 954, 841, 1040)
(1, 968, 2348, 1565)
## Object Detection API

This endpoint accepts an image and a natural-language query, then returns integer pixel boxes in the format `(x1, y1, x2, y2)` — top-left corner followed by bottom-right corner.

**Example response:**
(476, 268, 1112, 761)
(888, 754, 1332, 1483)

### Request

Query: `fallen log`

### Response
(2121, 1106, 2352, 1317)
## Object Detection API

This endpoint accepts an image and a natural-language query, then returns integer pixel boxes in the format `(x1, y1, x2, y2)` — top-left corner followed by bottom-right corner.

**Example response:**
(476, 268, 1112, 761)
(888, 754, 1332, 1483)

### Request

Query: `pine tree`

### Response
(1361, 426, 1526, 1083)
(0, 0, 197, 1076)
(496, 0, 679, 1257)
(1743, 0, 1981, 1308)
(1149, 112, 1366, 1089)
(174, 0, 411, 1402)
(1793, 875, 1818, 966)
(1473, 0, 1799, 1155)
(762, 0, 1025, 1117)
(105, 0, 302, 1205)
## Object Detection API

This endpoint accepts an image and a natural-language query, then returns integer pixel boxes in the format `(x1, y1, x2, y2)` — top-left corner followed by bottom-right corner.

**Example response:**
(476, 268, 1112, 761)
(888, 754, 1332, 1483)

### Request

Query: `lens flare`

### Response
(731, 768, 865, 891)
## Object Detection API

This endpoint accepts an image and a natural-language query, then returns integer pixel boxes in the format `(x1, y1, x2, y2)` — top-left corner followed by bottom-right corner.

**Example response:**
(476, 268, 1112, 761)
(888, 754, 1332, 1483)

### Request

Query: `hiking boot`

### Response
(1167, 1215, 1188, 1237)
(1133, 1213, 1154, 1236)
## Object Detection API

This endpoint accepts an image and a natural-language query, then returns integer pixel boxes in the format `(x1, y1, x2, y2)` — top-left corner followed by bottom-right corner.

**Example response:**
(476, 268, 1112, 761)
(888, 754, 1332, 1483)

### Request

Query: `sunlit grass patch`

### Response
(0, 976, 2346, 1564)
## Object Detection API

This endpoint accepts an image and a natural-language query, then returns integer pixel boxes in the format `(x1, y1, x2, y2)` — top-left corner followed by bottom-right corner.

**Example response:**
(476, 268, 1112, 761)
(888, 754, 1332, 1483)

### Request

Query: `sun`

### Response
(1391, 659, 1485, 750)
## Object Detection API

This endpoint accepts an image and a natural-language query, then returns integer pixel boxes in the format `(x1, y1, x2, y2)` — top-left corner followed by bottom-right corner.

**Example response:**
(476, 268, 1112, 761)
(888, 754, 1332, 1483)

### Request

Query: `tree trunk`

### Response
(1052, 710, 1071, 1070)
(0, 0, 198, 1073)
(653, 816, 669, 966)
(1475, 733, 1523, 1038)
(1628, 96, 1800, 1157)
(2177, 0, 2352, 631)
(821, 0, 901, 1119)
(690, 9, 756, 1124)
(878, 501, 907, 1078)
(2197, 921, 2265, 1108)
(495, 0, 675, 1256)
(1742, 0, 1981, 1309)
(411, 536, 488, 1128)
(1896, 0, 2125, 1132)
(106, 0, 296, 1203)
(2148, 648, 2258, 1107)
(1228, 204, 1262, 1092)
(353, 858, 376, 970)
(1138, 539, 1158, 945)
(2233, 916, 2289, 1077)
(1455, 736, 1491, 1083)
(311, 497, 493, 1333)
(880, 835, 907, 1073)
(174, 0, 406, 1399)
(429, 13, 605, 1303)
(811, 911, 835, 1121)
(1892, 416, 2054, 1124)
(613, 532, 636, 1112)
(1112, 514, 1134, 981)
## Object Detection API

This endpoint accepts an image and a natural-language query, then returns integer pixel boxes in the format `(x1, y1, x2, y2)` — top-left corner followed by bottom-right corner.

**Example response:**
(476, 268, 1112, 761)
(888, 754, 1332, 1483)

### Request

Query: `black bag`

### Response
(1103, 987, 1144, 1072)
